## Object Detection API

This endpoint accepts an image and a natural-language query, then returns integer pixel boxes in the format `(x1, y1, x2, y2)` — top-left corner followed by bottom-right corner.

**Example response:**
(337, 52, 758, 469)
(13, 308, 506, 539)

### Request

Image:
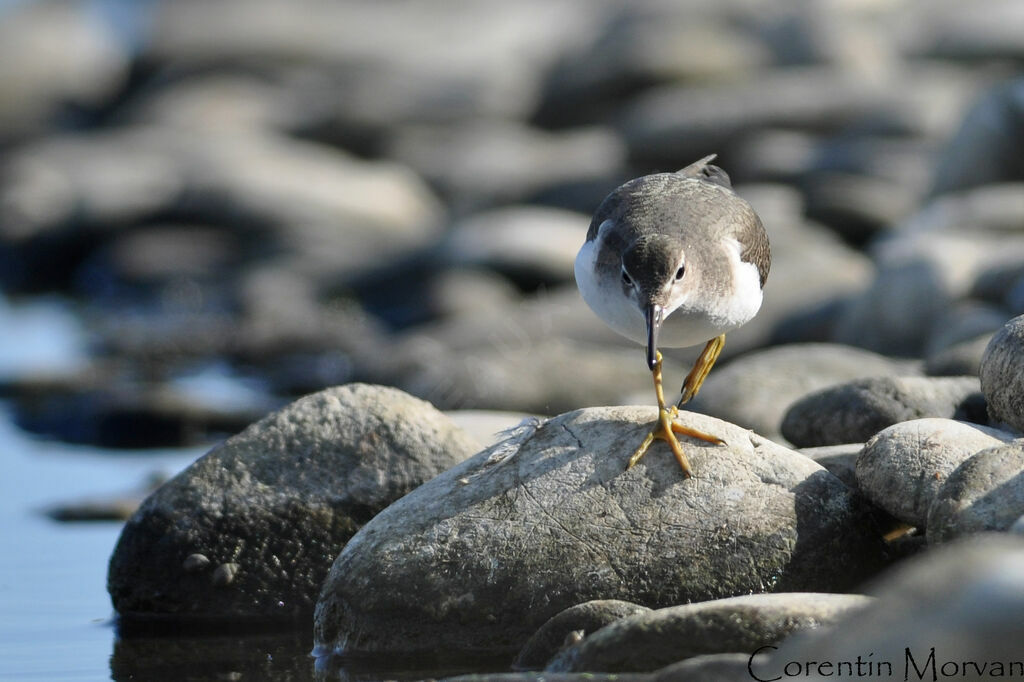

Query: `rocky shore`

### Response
(3, 0, 1024, 679)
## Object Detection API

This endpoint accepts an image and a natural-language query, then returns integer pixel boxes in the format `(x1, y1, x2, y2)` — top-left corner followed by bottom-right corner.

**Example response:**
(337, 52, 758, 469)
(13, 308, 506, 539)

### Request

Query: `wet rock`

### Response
(108, 384, 482, 626)
(0, 1, 129, 140)
(800, 444, 862, 491)
(514, 600, 650, 671)
(927, 442, 1024, 543)
(688, 343, 917, 444)
(856, 418, 1016, 528)
(762, 535, 1024, 681)
(546, 593, 871, 673)
(781, 376, 983, 448)
(313, 406, 888, 658)
(980, 314, 1024, 433)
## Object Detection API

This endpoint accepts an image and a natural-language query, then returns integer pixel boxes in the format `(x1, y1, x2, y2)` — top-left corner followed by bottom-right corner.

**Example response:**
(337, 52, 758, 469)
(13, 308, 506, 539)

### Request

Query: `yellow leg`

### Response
(678, 334, 726, 407)
(626, 351, 724, 476)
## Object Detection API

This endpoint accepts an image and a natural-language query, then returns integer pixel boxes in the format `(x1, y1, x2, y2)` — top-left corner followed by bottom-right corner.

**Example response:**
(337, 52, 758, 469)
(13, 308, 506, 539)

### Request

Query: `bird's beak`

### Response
(644, 304, 663, 369)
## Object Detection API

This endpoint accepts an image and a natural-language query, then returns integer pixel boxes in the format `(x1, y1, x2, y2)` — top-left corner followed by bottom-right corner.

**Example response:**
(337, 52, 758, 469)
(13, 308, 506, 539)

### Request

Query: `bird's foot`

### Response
(626, 405, 725, 476)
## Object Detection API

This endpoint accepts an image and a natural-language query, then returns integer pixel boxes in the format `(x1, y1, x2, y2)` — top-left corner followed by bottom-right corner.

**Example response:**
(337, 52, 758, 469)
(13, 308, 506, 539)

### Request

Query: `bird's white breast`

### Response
(574, 231, 764, 350)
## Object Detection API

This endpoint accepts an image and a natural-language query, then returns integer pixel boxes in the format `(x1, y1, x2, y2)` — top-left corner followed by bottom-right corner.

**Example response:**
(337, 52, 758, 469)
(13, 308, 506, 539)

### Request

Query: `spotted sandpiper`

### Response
(574, 155, 770, 476)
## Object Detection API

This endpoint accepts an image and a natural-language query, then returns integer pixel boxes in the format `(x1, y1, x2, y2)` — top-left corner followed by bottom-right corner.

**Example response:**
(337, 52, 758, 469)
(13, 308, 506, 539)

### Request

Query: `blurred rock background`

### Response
(1, 0, 1023, 449)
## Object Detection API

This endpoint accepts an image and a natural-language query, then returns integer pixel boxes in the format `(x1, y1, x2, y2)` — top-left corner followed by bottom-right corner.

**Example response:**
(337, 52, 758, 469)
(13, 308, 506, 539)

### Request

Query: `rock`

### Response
(438, 206, 589, 286)
(760, 535, 1024, 682)
(513, 600, 651, 671)
(927, 442, 1024, 543)
(546, 593, 871, 674)
(730, 186, 873, 351)
(386, 122, 626, 209)
(618, 67, 895, 167)
(108, 384, 482, 626)
(781, 376, 983, 448)
(856, 418, 1016, 528)
(147, 0, 598, 126)
(802, 171, 916, 247)
(924, 332, 995, 377)
(800, 444, 862, 491)
(0, 128, 443, 282)
(0, 1, 130, 140)
(833, 231, 1008, 357)
(914, 8, 1024, 78)
(652, 653, 752, 682)
(980, 315, 1024, 433)
(687, 343, 918, 444)
(535, 7, 768, 126)
(313, 406, 888, 658)
(446, 410, 543, 450)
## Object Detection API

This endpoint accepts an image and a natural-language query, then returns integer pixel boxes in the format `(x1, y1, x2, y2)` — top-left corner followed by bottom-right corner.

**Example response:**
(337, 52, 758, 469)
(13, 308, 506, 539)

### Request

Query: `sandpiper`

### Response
(575, 155, 770, 476)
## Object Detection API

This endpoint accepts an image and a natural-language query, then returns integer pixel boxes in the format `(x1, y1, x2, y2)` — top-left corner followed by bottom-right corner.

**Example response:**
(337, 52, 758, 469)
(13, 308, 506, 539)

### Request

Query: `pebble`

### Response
(979, 314, 1024, 433)
(781, 375, 984, 448)
(108, 384, 482, 626)
(513, 600, 650, 671)
(855, 418, 1016, 528)
(688, 343, 917, 445)
(545, 593, 871, 673)
(314, 406, 887, 658)
(926, 441, 1024, 543)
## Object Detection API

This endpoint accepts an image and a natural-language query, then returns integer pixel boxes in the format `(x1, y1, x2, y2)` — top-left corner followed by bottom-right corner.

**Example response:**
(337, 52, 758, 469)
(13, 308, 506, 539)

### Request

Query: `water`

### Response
(0, 298, 498, 680)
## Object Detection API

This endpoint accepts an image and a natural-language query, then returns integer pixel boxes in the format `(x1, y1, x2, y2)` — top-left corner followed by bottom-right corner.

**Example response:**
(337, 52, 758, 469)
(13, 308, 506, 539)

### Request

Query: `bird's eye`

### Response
(621, 269, 633, 286)
(675, 266, 685, 281)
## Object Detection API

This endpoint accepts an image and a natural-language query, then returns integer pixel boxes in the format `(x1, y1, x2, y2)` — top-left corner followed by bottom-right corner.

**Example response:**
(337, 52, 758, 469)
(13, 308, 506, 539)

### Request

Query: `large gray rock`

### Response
(759, 535, 1024, 682)
(781, 376, 982, 448)
(313, 406, 888, 659)
(980, 315, 1024, 433)
(514, 600, 651, 671)
(688, 344, 917, 444)
(546, 593, 871, 673)
(108, 384, 481, 626)
(927, 442, 1024, 544)
(856, 418, 1016, 528)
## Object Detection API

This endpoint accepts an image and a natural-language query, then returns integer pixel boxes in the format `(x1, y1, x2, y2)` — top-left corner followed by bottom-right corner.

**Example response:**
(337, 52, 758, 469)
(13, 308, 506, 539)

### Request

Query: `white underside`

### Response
(575, 235, 763, 349)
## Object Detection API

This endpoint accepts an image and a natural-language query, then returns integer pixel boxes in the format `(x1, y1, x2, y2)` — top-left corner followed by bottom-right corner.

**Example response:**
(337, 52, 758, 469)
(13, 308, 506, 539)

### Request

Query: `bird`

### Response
(574, 154, 770, 477)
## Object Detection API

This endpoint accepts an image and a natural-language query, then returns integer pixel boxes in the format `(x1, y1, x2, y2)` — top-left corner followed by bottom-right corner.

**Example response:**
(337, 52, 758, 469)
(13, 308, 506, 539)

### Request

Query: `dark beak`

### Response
(644, 304, 663, 369)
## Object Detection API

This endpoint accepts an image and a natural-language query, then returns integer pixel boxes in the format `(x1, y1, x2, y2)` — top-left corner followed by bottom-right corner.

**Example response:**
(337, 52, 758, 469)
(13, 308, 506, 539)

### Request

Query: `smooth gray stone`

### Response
(545, 593, 871, 673)
(652, 653, 754, 682)
(800, 444, 862, 491)
(927, 442, 1024, 544)
(980, 315, 1024, 433)
(761, 535, 1024, 682)
(688, 344, 918, 445)
(313, 407, 887, 658)
(781, 376, 982, 448)
(438, 206, 589, 284)
(856, 418, 1016, 528)
(925, 333, 995, 377)
(513, 600, 651, 671)
(387, 122, 626, 208)
(108, 384, 482, 625)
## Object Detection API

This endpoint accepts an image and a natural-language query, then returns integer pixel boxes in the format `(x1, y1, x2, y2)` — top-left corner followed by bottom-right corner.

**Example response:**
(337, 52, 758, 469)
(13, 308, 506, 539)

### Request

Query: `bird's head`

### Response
(620, 234, 690, 370)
